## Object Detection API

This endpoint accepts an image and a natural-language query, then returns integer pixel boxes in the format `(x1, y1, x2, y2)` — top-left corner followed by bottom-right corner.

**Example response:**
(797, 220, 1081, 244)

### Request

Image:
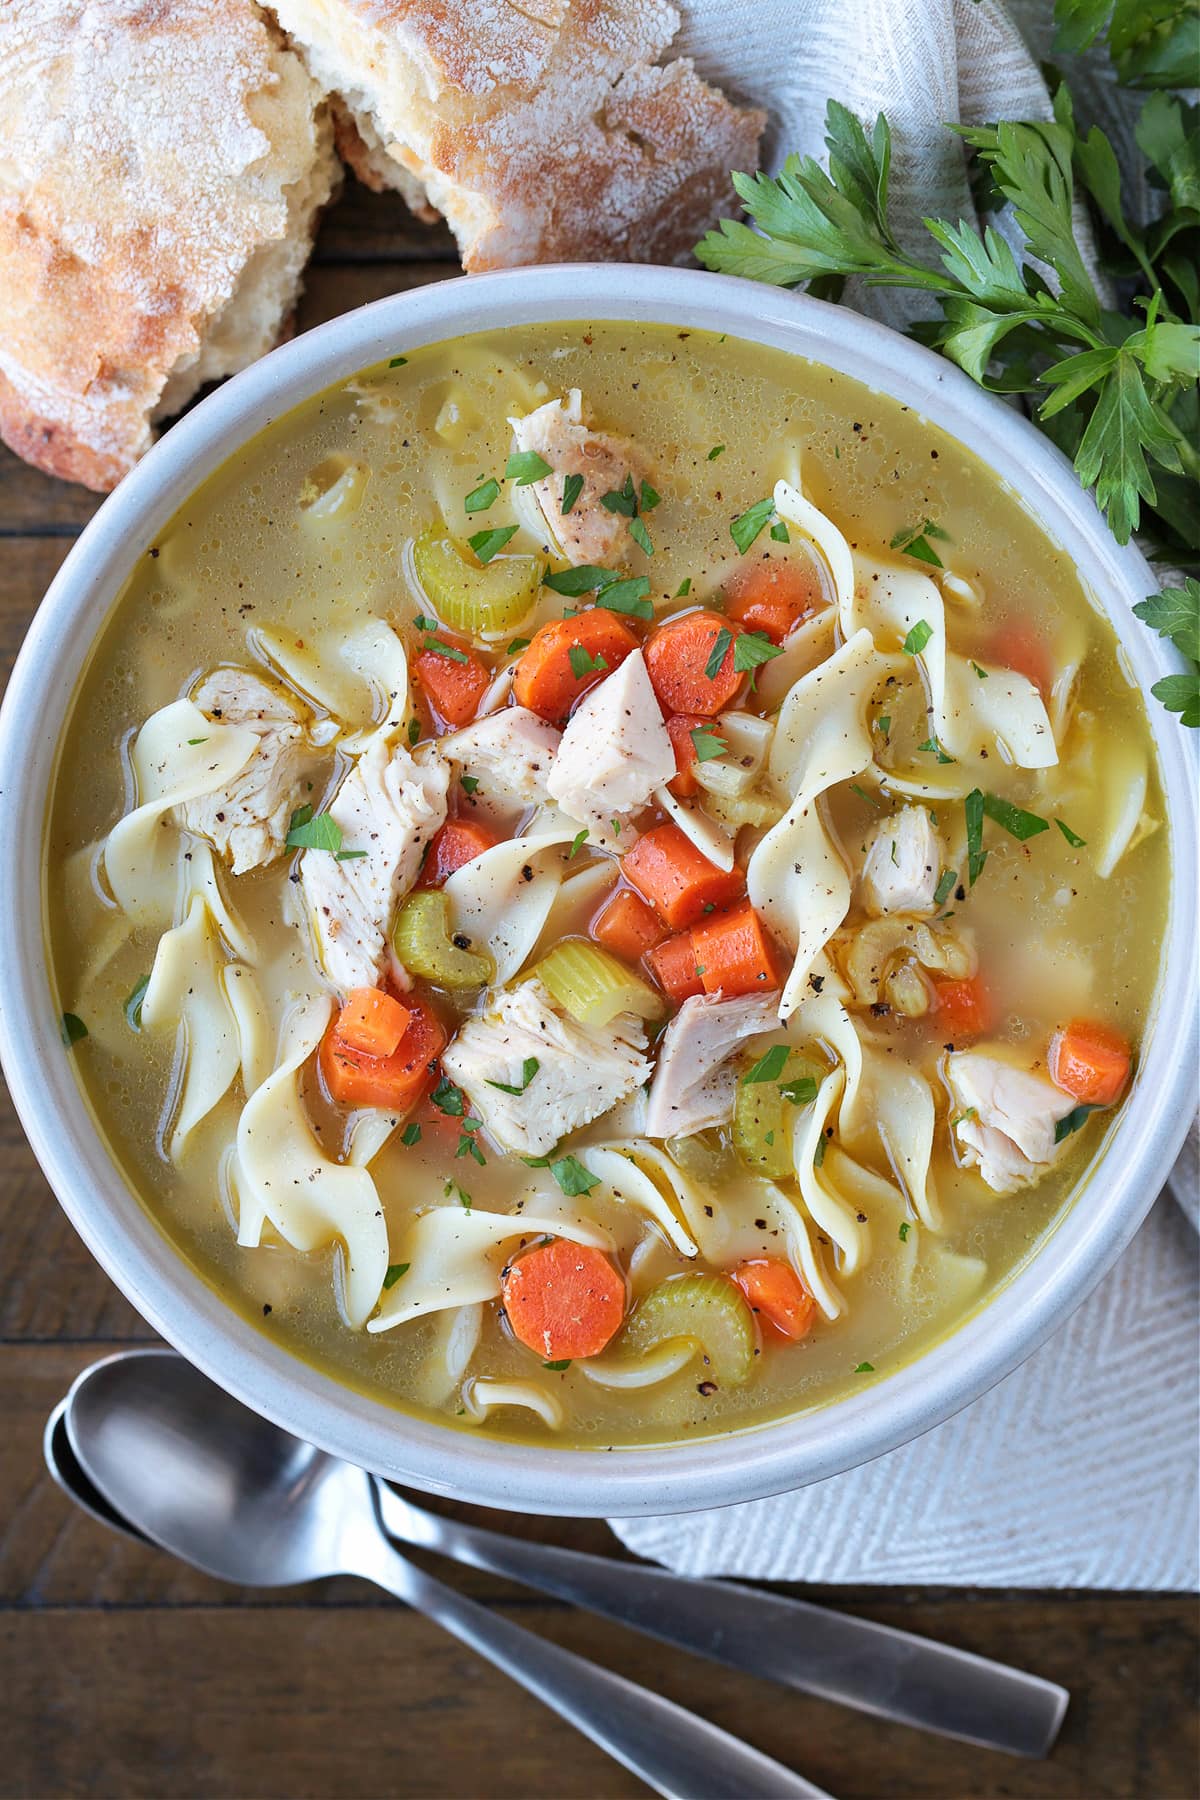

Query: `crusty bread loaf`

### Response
(0, 0, 339, 491)
(268, 0, 765, 270)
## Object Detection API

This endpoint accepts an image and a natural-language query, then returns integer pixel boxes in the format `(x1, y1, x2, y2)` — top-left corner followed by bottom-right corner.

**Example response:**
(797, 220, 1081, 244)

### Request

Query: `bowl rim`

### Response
(1, 263, 1195, 1517)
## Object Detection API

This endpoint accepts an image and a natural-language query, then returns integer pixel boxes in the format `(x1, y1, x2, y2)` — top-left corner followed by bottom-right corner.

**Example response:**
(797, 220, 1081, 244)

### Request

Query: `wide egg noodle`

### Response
(579, 1142, 703, 1258)
(235, 997, 389, 1329)
(652, 780, 736, 872)
(103, 700, 258, 924)
(253, 617, 411, 746)
(405, 1304, 484, 1409)
(140, 893, 240, 1159)
(368, 1204, 611, 1334)
(443, 827, 579, 985)
(579, 1340, 699, 1390)
(790, 1068, 871, 1277)
(747, 628, 880, 1017)
(221, 964, 273, 1098)
(463, 1377, 564, 1431)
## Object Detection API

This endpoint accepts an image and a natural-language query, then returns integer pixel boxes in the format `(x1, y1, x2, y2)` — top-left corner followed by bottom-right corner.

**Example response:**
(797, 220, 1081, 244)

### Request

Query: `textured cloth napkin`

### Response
(608, 0, 1200, 1590)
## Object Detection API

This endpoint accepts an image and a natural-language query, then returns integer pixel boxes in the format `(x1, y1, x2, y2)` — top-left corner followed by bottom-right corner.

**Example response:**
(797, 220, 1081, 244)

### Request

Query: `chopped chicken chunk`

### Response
(440, 706, 561, 817)
(509, 390, 654, 567)
(860, 806, 942, 916)
(442, 978, 650, 1157)
(644, 992, 779, 1138)
(177, 668, 311, 875)
(946, 1050, 1076, 1194)
(547, 651, 674, 841)
(301, 734, 448, 993)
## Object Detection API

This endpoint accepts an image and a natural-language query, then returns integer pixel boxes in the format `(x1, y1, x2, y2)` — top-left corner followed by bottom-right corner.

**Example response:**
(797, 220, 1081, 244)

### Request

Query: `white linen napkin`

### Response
(608, 0, 1200, 1590)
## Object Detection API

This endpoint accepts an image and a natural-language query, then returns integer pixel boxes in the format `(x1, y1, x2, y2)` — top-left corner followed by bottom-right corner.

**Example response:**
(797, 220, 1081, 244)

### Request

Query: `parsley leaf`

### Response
(640, 480, 662, 512)
(707, 444, 726, 460)
(731, 497, 776, 553)
(568, 645, 608, 679)
(543, 1359, 572, 1371)
(486, 1057, 540, 1097)
(892, 521, 948, 568)
(561, 473, 584, 515)
(401, 1123, 422, 1146)
(733, 630, 784, 672)
(918, 734, 954, 763)
(982, 793, 1050, 840)
(548, 1155, 599, 1197)
(542, 564, 616, 596)
(468, 525, 518, 564)
(690, 726, 727, 763)
(629, 516, 654, 556)
(902, 619, 934, 656)
(899, 1222, 911, 1242)
(854, 1361, 875, 1374)
(744, 1044, 790, 1084)
(505, 450, 552, 485)
(704, 625, 735, 680)
(933, 867, 958, 907)
(965, 788, 988, 886)
(599, 473, 638, 517)
(124, 976, 150, 1031)
(770, 520, 791, 543)
(567, 828, 589, 858)
(388, 356, 408, 368)
(382, 1263, 410, 1289)
(780, 1074, 819, 1105)
(1056, 818, 1088, 847)
(1055, 1101, 1105, 1142)
(423, 637, 470, 664)
(60, 1012, 87, 1047)
(431, 1076, 465, 1117)
(595, 576, 654, 619)
(286, 806, 343, 854)
(464, 478, 500, 514)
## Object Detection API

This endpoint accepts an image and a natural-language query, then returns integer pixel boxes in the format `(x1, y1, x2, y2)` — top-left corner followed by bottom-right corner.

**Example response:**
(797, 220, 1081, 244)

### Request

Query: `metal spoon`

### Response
(62, 1349, 829, 1800)
(43, 1398, 148, 1543)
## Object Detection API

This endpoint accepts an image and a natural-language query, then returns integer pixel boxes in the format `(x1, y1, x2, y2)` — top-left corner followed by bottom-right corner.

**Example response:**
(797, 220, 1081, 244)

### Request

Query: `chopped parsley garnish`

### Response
(457, 1132, 486, 1166)
(813, 1135, 827, 1167)
(464, 478, 500, 514)
(730, 497, 776, 554)
(770, 521, 791, 544)
(382, 1262, 410, 1289)
(707, 444, 725, 460)
(431, 1076, 465, 1117)
(568, 645, 608, 679)
(468, 525, 518, 564)
(388, 356, 408, 368)
(918, 734, 954, 764)
(971, 661, 990, 680)
(690, 727, 727, 763)
(286, 805, 343, 854)
(187, 737, 208, 746)
(567, 828, 589, 858)
(335, 848, 368, 862)
(1056, 818, 1087, 848)
(891, 520, 949, 567)
(898, 1222, 911, 1242)
(505, 450, 552, 485)
(964, 788, 987, 886)
(933, 868, 958, 908)
(423, 637, 470, 664)
(854, 1361, 875, 1373)
(639, 480, 661, 512)
(547, 1155, 599, 1197)
(543, 1359, 572, 1371)
(599, 473, 638, 517)
(629, 516, 654, 557)
(594, 575, 653, 619)
(876, 714, 891, 739)
(401, 1123, 422, 1146)
(60, 1012, 87, 1047)
(744, 1044, 790, 1084)
(124, 976, 150, 1032)
(407, 717, 421, 745)
(413, 614, 439, 632)
(486, 1057, 540, 1097)
(704, 625, 734, 680)
(781, 1074, 819, 1105)
(850, 782, 882, 808)
(506, 637, 532, 655)
(890, 841, 900, 865)
(981, 793, 1049, 840)
(560, 473, 584, 515)
(949, 1107, 978, 1127)
(733, 630, 784, 672)
(1055, 1103, 1104, 1143)
(460, 775, 480, 795)
(902, 619, 934, 656)
(674, 578, 691, 598)
(446, 1181, 473, 1210)
(543, 564, 615, 596)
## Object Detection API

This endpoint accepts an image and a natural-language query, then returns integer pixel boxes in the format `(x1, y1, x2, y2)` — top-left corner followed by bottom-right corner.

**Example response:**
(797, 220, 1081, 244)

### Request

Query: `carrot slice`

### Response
(1049, 1018, 1132, 1106)
(501, 1239, 626, 1360)
(621, 822, 745, 930)
(417, 817, 498, 888)
(984, 620, 1052, 697)
(335, 987, 412, 1059)
(646, 931, 704, 1004)
(725, 560, 821, 644)
(413, 635, 491, 727)
(592, 887, 666, 965)
(665, 712, 712, 798)
(732, 1258, 816, 1342)
(932, 975, 992, 1041)
(319, 997, 446, 1113)
(513, 611, 640, 723)
(644, 611, 744, 716)
(692, 900, 782, 997)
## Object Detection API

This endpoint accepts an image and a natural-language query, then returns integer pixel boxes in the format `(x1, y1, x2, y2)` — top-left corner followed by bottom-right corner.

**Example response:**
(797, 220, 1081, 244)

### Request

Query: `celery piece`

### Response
(536, 939, 664, 1029)
(392, 891, 491, 988)
(619, 1274, 756, 1385)
(733, 1049, 822, 1178)
(412, 532, 539, 639)
(702, 788, 786, 832)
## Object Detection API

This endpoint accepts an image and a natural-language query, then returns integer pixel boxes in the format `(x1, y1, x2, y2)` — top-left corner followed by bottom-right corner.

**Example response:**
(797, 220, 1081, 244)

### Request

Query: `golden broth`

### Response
(45, 322, 1168, 1446)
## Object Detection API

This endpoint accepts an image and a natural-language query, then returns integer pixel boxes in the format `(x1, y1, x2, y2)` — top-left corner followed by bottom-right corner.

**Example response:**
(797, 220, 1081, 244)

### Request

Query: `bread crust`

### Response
(0, 0, 338, 490)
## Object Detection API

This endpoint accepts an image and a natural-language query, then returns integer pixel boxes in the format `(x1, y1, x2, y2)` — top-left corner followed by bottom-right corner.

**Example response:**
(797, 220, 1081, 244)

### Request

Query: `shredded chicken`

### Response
(509, 391, 654, 567)
(859, 805, 943, 917)
(300, 735, 448, 992)
(442, 978, 650, 1157)
(946, 1050, 1076, 1194)
(837, 914, 974, 1018)
(547, 651, 674, 842)
(644, 993, 780, 1138)
(439, 706, 561, 816)
(177, 667, 312, 874)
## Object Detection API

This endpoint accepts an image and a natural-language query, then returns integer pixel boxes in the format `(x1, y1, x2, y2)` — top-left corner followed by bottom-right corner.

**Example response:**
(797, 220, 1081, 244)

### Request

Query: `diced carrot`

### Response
(501, 1239, 626, 1360)
(319, 997, 447, 1113)
(932, 976, 992, 1040)
(985, 620, 1053, 697)
(417, 817, 498, 888)
(513, 611, 639, 723)
(646, 931, 704, 1004)
(1049, 1018, 1132, 1106)
(732, 1259, 816, 1343)
(592, 887, 666, 965)
(691, 900, 782, 997)
(413, 635, 491, 727)
(644, 610, 744, 716)
(725, 559, 822, 645)
(621, 822, 745, 930)
(334, 987, 412, 1059)
(665, 712, 711, 799)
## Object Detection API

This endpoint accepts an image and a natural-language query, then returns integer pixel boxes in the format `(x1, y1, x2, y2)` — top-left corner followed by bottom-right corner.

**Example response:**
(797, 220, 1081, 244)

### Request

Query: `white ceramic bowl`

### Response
(1, 267, 1195, 1516)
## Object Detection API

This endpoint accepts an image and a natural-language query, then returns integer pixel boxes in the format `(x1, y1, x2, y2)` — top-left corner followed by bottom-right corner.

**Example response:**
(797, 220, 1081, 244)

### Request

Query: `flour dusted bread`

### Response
(0, 0, 338, 491)
(268, 0, 765, 270)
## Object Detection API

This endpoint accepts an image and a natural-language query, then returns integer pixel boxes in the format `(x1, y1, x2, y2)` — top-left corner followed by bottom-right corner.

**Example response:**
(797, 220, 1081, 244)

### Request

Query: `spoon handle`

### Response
(347, 1526, 830, 1800)
(377, 1486, 1066, 1759)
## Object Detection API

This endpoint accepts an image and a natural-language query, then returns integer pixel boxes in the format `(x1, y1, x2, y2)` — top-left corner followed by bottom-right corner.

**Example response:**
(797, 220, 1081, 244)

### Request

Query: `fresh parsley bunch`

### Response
(695, 30, 1200, 728)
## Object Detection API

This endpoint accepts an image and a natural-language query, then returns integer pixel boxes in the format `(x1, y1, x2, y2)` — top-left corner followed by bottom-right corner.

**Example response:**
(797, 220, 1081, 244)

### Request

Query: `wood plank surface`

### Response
(0, 177, 1196, 1800)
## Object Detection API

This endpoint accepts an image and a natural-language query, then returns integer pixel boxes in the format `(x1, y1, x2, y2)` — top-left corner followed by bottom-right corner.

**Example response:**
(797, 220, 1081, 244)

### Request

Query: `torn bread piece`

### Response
(269, 0, 765, 270)
(0, 0, 338, 491)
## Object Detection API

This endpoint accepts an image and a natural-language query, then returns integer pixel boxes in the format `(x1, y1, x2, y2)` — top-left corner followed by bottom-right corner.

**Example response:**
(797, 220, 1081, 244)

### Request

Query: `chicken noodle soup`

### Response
(47, 323, 1168, 1444)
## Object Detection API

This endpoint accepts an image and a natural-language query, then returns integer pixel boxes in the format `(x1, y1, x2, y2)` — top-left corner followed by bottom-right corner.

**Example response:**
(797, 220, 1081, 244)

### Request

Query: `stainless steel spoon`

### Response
(62, 1349, 829, 1800)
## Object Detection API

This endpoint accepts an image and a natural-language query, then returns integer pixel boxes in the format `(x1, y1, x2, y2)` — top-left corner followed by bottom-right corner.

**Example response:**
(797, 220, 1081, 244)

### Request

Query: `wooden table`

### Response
(1, 189, 1195, 1800)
